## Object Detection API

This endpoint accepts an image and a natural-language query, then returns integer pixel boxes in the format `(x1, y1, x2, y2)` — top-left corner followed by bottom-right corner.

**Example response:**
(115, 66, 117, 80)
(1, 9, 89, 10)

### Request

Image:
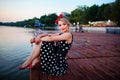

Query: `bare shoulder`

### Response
(62, 32, 72, 37)
(63, 32, 72, 43)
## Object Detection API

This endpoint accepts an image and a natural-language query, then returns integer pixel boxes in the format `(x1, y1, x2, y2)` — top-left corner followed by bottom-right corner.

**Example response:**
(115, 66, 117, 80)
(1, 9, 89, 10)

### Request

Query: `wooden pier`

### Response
(30, 32, 120, 80)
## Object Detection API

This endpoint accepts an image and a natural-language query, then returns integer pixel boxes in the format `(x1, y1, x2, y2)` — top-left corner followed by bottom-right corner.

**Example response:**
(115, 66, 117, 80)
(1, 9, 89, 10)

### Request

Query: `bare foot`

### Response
(19, 60, 31, 70)
(28, 58, 40, 69)
(32, 58, 40, 66)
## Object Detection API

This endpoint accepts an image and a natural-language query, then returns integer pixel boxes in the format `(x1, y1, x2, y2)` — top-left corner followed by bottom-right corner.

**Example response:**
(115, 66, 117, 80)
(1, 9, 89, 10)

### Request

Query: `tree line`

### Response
(0, 0, 120, 27)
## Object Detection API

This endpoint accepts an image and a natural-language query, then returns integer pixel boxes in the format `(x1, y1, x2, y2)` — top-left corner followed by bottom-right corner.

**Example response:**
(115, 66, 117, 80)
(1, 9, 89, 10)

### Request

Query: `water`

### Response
(0, 26, 35, 80)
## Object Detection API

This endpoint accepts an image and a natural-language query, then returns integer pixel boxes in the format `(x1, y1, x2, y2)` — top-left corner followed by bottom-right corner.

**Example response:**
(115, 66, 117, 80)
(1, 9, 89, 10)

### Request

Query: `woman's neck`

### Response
(61, 31, 69, 33)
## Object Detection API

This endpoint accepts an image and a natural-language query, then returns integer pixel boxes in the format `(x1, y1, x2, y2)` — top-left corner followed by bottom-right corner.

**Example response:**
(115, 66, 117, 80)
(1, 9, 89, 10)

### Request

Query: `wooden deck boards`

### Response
(30, 32, 120, 80)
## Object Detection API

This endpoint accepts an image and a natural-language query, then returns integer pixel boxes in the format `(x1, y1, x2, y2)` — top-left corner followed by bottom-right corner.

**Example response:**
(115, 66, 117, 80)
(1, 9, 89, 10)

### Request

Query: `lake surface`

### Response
(0, 26, 36, 80)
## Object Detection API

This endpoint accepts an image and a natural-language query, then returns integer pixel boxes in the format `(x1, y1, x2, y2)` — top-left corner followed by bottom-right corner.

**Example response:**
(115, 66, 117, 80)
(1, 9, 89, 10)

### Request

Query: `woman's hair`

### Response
(59, 18, 71, 27)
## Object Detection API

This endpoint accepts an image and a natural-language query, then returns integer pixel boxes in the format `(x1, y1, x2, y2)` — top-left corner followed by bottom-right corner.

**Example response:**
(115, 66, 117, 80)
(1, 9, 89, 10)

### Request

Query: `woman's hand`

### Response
(30, 38, 35, 43)
(35, 36, 41, 45)
(34, 33, 48, 44)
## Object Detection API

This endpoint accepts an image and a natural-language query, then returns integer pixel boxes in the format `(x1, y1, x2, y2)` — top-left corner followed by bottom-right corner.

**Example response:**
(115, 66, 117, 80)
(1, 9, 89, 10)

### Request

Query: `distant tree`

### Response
(47, 13, 58, 26)
(96, 4, 110, 21)
(40, 15, 48, 24)
(40, 13, 57, 26)
(0, 22, 3, 25)
(79, 5, 90, 24)
(102, 4, 112, 20)
(70, 6, 88, 24)
(86, 5, 99, 21)
(111, 0, 120, 26)
(70, 9, 82, 24)
(16, 21, 26, 27)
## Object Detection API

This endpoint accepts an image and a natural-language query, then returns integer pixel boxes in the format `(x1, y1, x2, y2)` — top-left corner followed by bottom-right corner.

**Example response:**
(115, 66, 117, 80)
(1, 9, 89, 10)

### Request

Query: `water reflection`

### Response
(0, 26, 34, 80)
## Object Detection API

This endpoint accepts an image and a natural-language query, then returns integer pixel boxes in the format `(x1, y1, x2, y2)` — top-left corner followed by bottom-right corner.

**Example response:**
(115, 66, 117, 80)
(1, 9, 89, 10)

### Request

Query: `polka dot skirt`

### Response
(40, 40, 72, 76)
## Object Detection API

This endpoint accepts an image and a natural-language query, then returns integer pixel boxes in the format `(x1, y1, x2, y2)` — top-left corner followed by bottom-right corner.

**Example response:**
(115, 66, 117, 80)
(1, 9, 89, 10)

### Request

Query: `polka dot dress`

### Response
(40, 34, 73, 76)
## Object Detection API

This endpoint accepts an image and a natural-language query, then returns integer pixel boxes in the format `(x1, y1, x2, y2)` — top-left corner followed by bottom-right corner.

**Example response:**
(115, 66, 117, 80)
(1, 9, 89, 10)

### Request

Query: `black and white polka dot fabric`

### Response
(40, 34, 73, 76)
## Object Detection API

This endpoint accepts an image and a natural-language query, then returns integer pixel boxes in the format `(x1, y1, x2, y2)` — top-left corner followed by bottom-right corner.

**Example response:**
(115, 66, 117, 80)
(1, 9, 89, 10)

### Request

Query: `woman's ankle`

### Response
(31, 59, 40, 66)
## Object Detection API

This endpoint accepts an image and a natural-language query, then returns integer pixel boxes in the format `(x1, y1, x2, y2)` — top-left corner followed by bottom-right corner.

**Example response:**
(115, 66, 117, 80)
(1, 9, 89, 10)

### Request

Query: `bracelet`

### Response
(48, 34, 51, 37)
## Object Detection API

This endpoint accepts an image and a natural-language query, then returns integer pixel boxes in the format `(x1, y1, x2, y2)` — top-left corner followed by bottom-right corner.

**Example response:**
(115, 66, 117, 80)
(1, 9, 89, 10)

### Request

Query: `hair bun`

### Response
(58, 14, 64, 18)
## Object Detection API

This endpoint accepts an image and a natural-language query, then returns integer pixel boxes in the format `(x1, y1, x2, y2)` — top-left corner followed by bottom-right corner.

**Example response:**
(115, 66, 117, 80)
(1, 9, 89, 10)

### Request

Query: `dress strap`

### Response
(71, 32, 73, 44)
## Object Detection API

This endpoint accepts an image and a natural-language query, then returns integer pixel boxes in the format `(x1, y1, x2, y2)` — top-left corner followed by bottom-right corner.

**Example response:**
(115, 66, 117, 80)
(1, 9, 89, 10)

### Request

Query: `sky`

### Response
(0, 0, 115, 22)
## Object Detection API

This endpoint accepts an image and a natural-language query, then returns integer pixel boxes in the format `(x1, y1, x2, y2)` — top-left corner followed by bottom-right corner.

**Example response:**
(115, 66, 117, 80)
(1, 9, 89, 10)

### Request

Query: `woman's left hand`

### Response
(35, 36, 41, 44)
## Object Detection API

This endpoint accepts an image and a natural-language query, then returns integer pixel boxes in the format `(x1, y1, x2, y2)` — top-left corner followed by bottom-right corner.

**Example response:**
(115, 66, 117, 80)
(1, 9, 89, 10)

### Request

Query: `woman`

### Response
(19, 14, 73, 76)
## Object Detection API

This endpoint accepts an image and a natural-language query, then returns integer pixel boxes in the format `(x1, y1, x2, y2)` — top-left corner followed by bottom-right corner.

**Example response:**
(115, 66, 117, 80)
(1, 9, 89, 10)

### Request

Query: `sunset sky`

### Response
(0, 0, 115, 22)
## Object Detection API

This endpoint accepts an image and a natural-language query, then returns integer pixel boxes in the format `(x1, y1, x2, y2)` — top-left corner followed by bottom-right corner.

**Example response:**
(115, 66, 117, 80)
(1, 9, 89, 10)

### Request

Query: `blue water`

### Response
(0, 26, 35, 80)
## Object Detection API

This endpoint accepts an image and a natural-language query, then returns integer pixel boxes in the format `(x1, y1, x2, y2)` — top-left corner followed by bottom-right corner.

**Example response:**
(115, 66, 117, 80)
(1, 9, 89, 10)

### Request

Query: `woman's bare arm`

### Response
(34, 33, 59, 44)
(41, 32, 72, 43)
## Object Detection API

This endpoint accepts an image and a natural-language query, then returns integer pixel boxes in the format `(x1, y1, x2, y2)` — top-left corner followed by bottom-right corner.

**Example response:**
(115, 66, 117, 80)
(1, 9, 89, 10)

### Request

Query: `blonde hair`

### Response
(59, 18, 71, 28)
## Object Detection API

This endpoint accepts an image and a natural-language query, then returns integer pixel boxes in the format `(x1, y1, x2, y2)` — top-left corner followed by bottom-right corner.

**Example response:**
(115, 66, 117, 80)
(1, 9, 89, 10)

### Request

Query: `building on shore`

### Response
(90, 20, 117, 27)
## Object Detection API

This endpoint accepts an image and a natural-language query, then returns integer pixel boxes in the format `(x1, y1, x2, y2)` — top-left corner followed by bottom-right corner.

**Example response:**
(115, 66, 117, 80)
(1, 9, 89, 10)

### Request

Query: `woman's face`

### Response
(58, 20, 69, 33)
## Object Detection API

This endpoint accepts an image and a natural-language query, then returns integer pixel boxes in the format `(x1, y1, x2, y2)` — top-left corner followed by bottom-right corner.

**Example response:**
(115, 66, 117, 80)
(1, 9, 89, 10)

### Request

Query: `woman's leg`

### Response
(31, 56, 40, 66)
(19, 42, 42, 69)
(27, 56, 40, 69)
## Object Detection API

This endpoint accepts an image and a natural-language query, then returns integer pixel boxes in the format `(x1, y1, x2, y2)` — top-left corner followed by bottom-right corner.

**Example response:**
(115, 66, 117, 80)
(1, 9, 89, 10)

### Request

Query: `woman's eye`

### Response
(63, 23, 66, 25)
(58, 24, 61, 27)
